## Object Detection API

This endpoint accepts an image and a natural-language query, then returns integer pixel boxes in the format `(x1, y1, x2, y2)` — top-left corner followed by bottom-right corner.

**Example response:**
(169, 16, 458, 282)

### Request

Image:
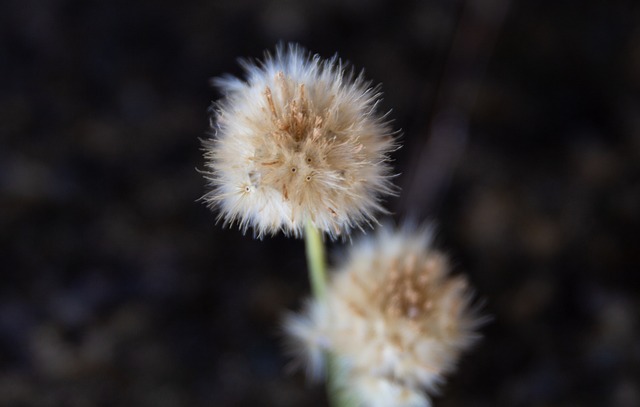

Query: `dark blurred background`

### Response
(1, 0, 639, 406)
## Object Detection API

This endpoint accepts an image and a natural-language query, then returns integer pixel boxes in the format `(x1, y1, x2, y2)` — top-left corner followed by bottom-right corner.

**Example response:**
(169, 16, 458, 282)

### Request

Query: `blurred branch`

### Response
(397, 0, 511, 219)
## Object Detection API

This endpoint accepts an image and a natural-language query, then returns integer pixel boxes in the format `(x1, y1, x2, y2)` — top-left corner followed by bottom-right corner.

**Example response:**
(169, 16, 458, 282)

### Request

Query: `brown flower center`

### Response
(379, 254, 443, 320)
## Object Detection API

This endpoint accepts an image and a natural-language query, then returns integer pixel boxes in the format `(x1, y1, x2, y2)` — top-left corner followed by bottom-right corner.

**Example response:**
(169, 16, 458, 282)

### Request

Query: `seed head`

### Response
(202, 44, 397, 239)
(284, 224, 484, 406)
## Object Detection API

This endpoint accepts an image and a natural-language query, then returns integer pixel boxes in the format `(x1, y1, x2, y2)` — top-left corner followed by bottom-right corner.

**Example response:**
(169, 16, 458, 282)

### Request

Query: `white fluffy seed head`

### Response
(202, 44, 398, 239)
(284, 224, 484, 406)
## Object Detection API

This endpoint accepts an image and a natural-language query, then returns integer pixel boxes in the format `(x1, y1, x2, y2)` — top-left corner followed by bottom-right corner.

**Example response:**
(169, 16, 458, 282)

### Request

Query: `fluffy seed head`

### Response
(284, 224, 484, 406)
(202, 44, 397, 239)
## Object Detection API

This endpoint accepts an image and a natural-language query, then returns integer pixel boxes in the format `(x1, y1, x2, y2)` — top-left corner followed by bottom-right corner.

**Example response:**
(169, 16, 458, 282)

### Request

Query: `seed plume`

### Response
(284, 224, 484, 406)
(202, 44, 397, 239)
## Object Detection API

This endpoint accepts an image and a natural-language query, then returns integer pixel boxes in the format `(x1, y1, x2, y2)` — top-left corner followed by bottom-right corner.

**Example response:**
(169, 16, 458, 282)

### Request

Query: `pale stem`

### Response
(304, 221, 355, 407)
(304, 220, 328, 300)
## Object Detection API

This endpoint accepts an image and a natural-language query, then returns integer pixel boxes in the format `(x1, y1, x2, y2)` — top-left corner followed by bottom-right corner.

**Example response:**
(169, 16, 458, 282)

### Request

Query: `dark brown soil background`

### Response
(1, 0, 639, 406)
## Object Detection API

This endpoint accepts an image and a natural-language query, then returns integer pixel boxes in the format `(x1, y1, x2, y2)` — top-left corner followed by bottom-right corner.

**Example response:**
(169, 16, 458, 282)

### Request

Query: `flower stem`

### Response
(304, 222, 355, 407)
(304, 221, 328, 300)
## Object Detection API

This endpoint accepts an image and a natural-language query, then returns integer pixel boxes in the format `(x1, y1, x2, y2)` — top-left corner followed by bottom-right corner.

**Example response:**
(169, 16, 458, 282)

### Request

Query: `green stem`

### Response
(304, 221, 355, 407)
(304, 220, 328, 300)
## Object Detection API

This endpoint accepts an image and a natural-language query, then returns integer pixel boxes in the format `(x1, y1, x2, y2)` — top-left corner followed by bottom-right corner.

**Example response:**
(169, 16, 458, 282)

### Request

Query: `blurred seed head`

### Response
(284, 224, 484, 406)
(202, 43, 397, 239)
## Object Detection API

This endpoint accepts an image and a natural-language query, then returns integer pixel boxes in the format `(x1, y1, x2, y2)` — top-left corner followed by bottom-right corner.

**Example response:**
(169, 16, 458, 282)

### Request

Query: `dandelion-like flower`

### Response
(285, 225, 484, 407)
(202, 44, 397, 239)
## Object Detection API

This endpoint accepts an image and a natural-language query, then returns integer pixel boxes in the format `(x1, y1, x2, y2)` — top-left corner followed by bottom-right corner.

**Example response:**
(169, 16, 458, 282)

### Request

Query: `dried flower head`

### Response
(202, 44, 397, 239)
(284, 225, 484, 407)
